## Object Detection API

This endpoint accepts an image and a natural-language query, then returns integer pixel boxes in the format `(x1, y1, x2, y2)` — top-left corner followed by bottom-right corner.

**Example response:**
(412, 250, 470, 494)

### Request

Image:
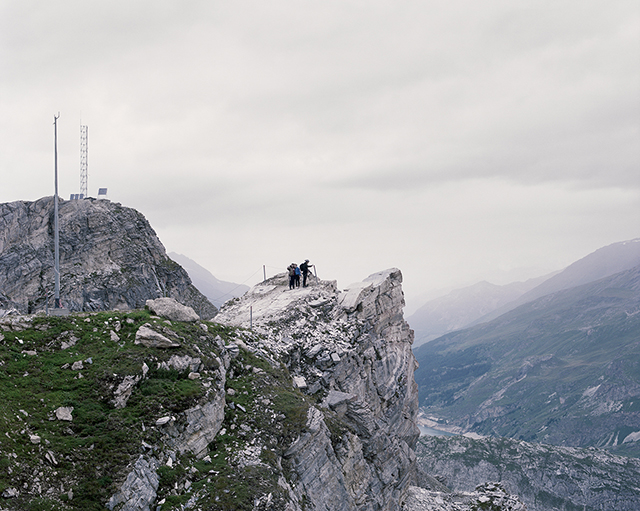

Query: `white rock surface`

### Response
(215, 268, 419, 510)
(146, 297, 200, 322)
(135, 324, 181, 348)
(54, 406, 73, 421)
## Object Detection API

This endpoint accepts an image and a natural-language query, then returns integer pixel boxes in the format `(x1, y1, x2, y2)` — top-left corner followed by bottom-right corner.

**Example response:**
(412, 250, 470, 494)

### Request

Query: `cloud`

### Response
(0, 0, 638, 304)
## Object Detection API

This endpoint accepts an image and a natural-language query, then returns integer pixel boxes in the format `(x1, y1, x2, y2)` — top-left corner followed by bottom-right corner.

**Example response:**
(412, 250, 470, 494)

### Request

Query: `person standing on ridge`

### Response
(294, 264, 301, 288)
(300, 259, 314, 287)
(287, 263, 297, 290)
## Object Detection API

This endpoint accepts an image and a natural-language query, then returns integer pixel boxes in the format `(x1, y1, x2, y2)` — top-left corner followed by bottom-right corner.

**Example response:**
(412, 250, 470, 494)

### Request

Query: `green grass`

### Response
(0, 308, 321, 510)
(0, 310, 219, 509)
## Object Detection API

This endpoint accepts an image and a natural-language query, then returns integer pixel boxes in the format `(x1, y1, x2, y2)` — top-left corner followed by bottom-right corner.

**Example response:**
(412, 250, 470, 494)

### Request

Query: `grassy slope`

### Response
(0, 310, 310, 511)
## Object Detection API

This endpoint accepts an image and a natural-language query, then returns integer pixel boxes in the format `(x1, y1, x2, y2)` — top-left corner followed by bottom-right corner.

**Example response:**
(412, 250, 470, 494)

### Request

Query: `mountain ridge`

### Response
(407, 274, 552, 346)
(472, 238, 640, 325)
(167, 252, 248, 308)
(414, 262, 640, 457)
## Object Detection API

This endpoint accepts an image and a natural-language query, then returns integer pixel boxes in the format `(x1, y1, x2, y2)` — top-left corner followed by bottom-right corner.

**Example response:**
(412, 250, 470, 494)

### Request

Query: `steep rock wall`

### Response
(215, 268, 420, 511)
(0, 197, 216, 318)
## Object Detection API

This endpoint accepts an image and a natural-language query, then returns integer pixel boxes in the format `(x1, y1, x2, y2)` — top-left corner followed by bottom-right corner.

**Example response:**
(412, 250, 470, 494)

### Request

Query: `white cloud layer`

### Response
(1, 1, 638, 306)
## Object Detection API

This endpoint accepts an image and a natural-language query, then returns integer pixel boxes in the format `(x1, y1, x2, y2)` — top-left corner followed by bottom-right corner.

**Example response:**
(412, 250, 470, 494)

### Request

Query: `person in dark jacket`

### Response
(299, 259, 313, 287)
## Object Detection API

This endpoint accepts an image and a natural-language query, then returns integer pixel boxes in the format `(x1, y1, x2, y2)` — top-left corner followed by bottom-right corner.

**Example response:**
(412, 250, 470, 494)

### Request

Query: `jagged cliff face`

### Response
(0, 269, 422, 511)
(0, 197, 216, 319)
(215, 269, 420, 510)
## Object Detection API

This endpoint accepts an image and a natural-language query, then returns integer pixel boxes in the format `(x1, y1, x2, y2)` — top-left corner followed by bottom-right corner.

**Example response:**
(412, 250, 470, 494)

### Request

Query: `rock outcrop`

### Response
(0, 197, 216, 318)
(402, 482, 526, 511)
(105, 455, 160, 511)
(215, 268, 420, 510)
(415, 434, 640, 511)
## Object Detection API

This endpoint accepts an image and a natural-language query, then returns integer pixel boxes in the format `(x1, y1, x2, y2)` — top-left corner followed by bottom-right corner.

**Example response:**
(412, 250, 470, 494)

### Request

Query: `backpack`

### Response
(295, 267, 301, 276)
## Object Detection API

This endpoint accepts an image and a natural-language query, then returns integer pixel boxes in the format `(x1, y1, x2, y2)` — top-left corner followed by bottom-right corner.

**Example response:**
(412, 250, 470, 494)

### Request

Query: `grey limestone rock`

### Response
(135, 324, 181, 348)
(106, 455, 160, 511)
(322, 390, 357, 409)
(284, 407, 356, 511)
(402, 483, 527, 511)
(112, 375, 141, 409)
(158, 354, 201, 372)
(160, 371, 226, 458)
(54, 406, 73, 421)
(215, 268, 420, 511)
(416, 434, 640, 511)
(2, 487, 18, 498)
(0, 197, 217, 318)
(145, 297, 200, 322)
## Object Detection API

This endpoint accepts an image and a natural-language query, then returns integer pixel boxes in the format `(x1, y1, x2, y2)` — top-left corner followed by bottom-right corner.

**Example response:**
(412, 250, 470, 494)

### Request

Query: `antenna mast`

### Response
(80, 124, 88, 198)
(53, 113, 61, 308)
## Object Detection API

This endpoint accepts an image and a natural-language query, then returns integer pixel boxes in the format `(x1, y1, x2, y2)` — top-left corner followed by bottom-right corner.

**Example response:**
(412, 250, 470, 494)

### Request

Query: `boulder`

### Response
(2, 487, 18, 498)
(146, 297, 199, 322)
(135, 324, 180, 348)
(293, 376, 307, 389)
(158, 354, 201, 373)
(106, 455, 160, 511)
(113, 375, 141, 409)
(55, 406, 73, 421)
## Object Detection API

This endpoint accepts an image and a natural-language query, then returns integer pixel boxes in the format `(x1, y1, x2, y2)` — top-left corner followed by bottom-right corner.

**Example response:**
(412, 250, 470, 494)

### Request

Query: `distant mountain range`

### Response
(470, 238, 640, 325)
(407, 275, 552, 346)
(168, 252, 248, 308)
(413, 238, 640, 458)
(408, 239, 640, 345)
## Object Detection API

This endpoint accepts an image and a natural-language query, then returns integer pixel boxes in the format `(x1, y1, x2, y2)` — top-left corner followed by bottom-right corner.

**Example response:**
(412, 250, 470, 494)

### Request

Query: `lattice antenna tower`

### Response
(80, 124, 88, 198)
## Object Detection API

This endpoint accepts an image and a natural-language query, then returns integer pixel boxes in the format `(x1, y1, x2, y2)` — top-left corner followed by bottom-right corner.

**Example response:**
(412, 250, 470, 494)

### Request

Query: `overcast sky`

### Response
(1, 1, 638, 310)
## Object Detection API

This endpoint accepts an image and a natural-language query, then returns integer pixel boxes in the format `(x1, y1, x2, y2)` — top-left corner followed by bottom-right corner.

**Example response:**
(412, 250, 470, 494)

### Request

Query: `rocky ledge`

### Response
(215, 268, 420, 510)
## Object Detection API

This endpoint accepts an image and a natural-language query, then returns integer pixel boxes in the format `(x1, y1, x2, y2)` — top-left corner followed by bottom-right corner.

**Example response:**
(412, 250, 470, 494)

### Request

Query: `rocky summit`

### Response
(0, 197, 216, 319)
(0, 196, 529, 510)
(215, 268, 421, 510)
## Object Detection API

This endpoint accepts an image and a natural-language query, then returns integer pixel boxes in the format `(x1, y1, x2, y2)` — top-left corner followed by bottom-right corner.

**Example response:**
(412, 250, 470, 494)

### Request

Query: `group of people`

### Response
(287, 260, 314, 290)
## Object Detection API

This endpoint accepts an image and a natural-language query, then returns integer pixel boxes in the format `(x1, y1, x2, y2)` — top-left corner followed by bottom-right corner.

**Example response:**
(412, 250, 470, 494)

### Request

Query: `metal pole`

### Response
(53, 113, 61, 308)
(263, 265, 266, 282)
(80, 124, 88, 198)
(250, 305, 253, 330)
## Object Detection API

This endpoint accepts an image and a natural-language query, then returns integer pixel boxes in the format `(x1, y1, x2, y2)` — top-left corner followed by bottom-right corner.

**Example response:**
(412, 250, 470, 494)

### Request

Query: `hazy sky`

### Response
(1, 1, 638, 309)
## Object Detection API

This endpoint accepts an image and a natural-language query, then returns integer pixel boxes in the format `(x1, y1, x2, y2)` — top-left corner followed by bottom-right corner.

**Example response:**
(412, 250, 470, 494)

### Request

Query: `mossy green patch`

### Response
(0, 310, 231, 510)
